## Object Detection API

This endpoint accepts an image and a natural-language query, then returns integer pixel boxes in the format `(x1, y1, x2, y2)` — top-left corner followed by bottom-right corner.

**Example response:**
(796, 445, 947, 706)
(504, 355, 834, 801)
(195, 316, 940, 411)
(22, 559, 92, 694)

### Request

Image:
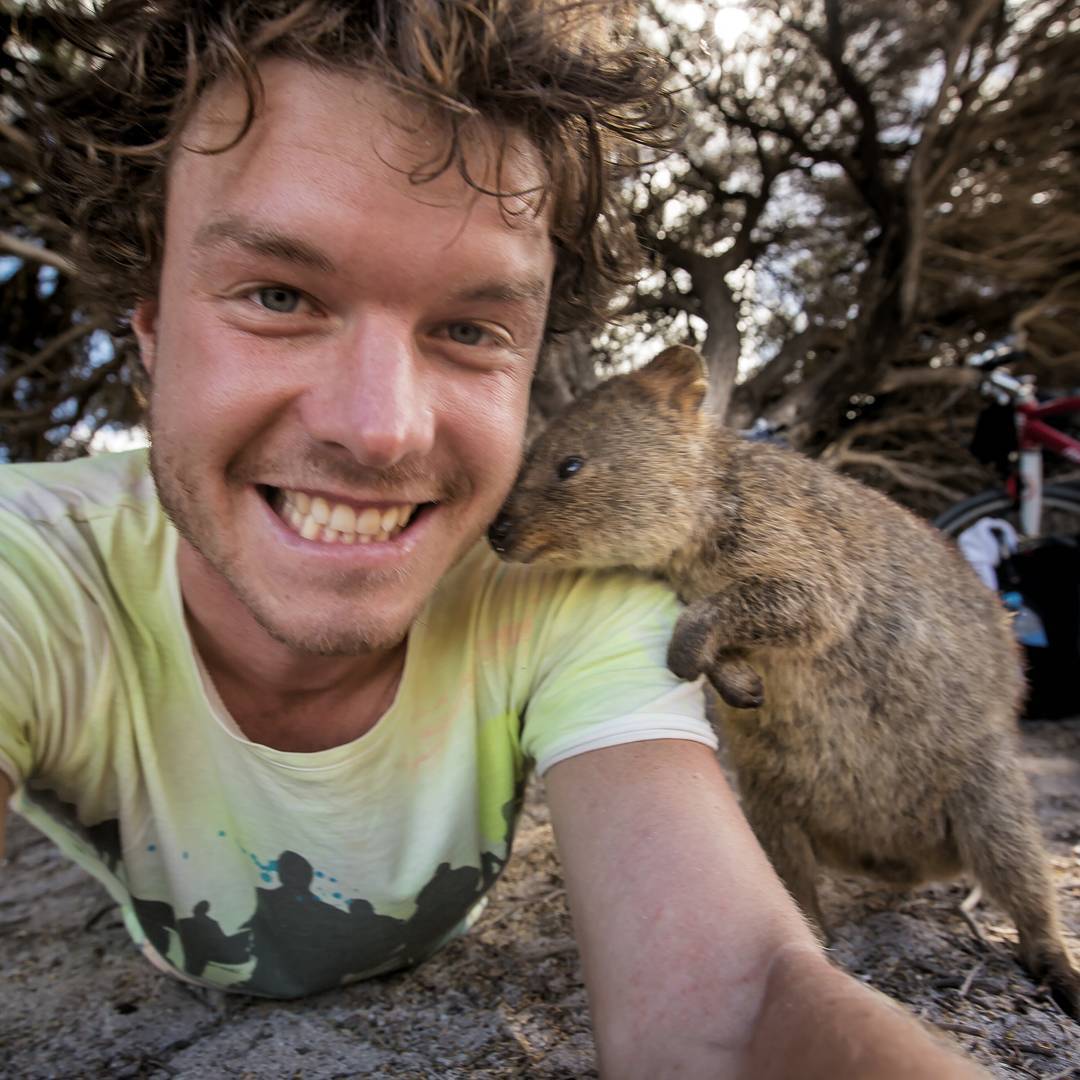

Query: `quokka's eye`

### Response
(557, 456, 585, 479)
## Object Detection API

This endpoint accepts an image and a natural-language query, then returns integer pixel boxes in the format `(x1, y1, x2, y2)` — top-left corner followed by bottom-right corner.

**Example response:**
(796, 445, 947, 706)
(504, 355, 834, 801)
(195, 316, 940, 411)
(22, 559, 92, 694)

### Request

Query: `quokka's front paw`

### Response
(667, 628, 708, 682)
(708, 655, 764, 709)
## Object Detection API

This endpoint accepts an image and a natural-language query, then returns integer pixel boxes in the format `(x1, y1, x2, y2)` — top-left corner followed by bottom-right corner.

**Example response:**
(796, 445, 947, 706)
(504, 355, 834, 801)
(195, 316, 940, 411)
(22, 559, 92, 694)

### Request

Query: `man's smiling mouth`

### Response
(260, 486, 422, 544)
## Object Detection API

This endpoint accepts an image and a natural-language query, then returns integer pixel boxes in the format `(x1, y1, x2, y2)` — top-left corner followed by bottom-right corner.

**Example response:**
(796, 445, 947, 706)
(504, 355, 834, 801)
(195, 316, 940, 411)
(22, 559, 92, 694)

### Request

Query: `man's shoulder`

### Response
(0, 452, 168, 789)
(0, 449, 174, 629)
(433, 543, 682, 627)
(0, 448, 156, 527)
(427, 548, 708, 778)
(422, 544, 683, 680)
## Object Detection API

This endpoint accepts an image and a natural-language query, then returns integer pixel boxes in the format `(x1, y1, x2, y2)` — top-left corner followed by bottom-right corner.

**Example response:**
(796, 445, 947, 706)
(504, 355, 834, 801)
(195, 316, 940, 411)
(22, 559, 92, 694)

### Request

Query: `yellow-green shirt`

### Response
(0, 450, 714, 998)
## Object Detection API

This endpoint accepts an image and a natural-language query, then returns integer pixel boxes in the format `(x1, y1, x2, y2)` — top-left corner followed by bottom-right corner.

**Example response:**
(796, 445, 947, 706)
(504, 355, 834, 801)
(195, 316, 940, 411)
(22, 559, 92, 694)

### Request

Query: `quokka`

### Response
(489, 345, 1079, 1018)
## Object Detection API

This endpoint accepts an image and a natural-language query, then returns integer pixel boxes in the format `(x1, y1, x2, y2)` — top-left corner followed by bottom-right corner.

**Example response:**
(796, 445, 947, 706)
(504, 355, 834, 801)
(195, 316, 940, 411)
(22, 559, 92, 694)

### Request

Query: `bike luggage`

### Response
(998, 536, 1080, 720)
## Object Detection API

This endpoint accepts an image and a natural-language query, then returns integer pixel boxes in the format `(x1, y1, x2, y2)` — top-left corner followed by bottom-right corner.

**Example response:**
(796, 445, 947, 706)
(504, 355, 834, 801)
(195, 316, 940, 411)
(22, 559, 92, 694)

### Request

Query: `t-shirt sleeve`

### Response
(0, 508, 106, 789)
(0, 593, 36, 787)
(0, 519, 48, 786)
(516, 569, 717, 776)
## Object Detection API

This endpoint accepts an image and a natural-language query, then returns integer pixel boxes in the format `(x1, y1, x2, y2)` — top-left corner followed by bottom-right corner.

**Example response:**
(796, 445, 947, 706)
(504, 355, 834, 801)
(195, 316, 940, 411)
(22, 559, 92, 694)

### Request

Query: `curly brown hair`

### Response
(20, 0, 678, 338)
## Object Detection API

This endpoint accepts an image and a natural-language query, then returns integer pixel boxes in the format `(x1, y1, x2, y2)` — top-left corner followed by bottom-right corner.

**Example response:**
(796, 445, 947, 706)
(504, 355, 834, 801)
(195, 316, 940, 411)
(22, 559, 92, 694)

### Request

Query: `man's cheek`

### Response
(450, 382, 528, 476)
(486, 421, 528, 495)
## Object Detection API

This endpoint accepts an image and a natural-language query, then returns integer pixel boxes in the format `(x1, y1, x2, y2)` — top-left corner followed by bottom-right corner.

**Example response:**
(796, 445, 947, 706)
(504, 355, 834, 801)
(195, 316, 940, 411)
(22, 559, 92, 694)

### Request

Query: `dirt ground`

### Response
(2, 720, 1078, 1079)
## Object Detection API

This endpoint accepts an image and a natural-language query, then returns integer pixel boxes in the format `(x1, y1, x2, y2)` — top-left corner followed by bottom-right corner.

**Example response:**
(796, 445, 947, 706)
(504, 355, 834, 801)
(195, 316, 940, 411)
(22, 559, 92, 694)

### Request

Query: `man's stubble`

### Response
(146, 411, 463, 659)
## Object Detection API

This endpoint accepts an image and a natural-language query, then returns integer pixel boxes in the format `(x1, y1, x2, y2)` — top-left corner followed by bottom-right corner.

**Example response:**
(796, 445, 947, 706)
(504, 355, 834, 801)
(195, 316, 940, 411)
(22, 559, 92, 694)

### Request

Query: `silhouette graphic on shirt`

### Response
(24, 788, 123, 874)
(131, 897, 177, 956)
(24, 790, 521, 996)
(240, 849, 356, 997)
(398, 861, 486, 965)
(342, 898, 408, 974)
(177, 900, 252, 977)
(237, 849, 510, 996)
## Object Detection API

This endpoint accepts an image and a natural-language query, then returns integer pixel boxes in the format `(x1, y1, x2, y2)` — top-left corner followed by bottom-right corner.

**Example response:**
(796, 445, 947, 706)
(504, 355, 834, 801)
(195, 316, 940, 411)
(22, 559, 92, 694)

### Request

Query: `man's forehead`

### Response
(172, 59, 552, 230)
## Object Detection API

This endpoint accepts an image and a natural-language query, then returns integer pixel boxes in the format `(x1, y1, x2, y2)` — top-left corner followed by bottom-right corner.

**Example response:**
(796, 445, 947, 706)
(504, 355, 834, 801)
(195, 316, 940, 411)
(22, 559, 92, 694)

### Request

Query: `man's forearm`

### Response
(595, 944, 988, 1080)
(743, 943, 988, 1079)
(547, 741, 989, 1080)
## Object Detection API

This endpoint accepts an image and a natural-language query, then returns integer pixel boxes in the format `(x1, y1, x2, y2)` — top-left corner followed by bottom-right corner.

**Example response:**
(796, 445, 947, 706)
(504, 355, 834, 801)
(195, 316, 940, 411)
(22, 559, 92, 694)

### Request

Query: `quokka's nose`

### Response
(487, 513, 513, 552)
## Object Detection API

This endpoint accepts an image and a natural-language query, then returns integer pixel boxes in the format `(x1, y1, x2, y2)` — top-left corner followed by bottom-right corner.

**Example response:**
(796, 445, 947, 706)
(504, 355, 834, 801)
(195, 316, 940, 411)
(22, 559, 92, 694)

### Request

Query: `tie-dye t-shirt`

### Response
(0, 451, 714, 998)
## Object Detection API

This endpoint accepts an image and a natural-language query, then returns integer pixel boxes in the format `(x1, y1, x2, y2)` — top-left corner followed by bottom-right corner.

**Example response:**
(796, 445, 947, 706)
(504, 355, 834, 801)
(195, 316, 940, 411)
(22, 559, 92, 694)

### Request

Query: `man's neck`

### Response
(178, 541, 407, 752)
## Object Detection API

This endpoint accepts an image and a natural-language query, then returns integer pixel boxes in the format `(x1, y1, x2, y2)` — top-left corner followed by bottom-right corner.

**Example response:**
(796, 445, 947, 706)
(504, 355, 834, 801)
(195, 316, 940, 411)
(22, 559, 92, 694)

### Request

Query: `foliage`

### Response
(595, 0, 1080, 514)
(3, 0, 1079, 517)
(1, 5, 141, 462)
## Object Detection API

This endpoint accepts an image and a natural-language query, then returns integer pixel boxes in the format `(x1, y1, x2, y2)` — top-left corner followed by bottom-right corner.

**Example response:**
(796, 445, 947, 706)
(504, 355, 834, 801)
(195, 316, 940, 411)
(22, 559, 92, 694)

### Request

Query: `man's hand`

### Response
(545, 740, 987, 1079)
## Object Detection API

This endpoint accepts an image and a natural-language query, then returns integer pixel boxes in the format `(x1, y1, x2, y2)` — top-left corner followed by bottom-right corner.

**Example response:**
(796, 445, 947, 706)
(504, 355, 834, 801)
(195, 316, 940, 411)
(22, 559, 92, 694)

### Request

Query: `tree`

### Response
(3, 1, 1079, 520)
(566, 0, 1080, 513)
(1, 6, 142, 462)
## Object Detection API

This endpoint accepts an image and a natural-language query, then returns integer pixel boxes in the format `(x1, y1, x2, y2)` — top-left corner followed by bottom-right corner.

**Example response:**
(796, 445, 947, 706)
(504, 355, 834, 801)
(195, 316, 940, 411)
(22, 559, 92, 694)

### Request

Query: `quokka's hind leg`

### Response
(948, 766, 1079, 1019)
(741, 793, 828, 941)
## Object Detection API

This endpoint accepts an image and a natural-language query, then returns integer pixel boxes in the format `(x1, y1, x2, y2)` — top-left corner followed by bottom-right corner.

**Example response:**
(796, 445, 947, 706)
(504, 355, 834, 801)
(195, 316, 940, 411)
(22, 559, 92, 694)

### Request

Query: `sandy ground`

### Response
(1, 720, 1078, 1079)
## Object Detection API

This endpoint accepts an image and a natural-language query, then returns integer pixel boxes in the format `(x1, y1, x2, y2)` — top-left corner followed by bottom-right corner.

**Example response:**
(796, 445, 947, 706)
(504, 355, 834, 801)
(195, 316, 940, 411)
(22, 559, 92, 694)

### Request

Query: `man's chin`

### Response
(210, 556, 423, 656)
(246, 600, 413, 657)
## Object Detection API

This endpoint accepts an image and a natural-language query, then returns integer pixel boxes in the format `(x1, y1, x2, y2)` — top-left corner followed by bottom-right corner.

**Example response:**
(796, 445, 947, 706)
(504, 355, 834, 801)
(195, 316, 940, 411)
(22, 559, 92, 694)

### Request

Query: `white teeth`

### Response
(329, 503, 356, 532)
(311, 496, 330, 525)
(275, 488, 419, 545)
(356, 507, 382, 535)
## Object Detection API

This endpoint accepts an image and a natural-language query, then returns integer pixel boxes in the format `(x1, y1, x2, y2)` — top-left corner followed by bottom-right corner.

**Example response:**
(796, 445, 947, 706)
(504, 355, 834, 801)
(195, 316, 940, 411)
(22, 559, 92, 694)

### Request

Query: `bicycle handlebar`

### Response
(971, 349, 1030, 372)
(987, 368, 1025, 392)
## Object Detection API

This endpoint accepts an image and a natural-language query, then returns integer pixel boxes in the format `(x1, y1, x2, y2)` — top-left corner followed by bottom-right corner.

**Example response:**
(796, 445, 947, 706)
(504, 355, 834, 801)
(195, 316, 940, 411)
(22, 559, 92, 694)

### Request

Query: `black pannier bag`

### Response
(998, 536, 1080, 720)
(970, 401, 1018, 478)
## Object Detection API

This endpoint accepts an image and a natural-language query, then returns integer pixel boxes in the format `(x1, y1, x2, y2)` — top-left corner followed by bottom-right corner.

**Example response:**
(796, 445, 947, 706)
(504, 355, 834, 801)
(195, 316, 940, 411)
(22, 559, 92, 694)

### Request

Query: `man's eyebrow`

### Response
(193, 218, 549, 309)
(451, 278, 551, 310)
(193, 217, 336, 273)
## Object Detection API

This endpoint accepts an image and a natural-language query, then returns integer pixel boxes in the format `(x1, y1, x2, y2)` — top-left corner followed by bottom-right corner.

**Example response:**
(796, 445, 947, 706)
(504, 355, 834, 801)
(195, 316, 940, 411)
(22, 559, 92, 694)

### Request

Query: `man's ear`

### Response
(638, 345, 709, 413)
(131, 299, 160, 375)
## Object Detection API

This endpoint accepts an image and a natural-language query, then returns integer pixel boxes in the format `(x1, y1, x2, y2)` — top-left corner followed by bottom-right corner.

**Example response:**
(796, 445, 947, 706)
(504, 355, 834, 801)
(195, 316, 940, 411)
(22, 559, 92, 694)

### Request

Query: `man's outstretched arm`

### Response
(546, 739, 986, 1079)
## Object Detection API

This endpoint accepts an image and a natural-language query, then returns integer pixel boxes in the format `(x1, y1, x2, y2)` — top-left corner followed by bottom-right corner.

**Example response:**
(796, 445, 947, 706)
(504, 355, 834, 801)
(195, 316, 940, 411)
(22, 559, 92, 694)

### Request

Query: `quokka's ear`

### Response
(639, 346, 709, 413)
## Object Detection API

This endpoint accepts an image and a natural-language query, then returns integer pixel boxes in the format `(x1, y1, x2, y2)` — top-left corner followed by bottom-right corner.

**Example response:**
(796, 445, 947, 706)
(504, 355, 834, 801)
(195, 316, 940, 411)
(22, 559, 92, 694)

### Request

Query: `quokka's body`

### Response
(489, 345, 1078, 1017)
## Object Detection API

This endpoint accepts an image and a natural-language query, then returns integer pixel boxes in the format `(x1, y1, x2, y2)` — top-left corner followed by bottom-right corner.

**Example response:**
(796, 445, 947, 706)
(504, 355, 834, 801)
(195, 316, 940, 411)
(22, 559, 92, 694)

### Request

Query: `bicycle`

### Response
(932, 352, 1080, 540)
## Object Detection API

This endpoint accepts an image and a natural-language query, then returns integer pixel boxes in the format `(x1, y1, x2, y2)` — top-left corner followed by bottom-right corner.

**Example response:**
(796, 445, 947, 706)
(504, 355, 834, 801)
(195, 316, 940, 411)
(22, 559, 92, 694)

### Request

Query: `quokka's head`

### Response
(489, 346, 710, 570)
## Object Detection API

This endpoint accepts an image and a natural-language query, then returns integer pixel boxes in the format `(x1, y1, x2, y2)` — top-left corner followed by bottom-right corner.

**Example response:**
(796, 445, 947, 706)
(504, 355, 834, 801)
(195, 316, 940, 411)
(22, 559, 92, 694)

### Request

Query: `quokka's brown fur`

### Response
(490, 345, 1079, 1018)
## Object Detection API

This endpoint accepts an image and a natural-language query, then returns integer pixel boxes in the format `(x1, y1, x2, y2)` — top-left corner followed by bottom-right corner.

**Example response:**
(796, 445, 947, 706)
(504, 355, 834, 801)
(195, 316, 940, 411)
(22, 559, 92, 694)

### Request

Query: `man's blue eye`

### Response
(256, 287, 301, 313)
(447, 323, 485, 345)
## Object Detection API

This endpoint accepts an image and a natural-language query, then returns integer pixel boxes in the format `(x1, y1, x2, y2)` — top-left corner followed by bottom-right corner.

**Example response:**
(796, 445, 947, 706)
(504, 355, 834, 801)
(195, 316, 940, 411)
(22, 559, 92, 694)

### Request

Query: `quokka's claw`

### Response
(710, 656, 764, 709)
(667, 639, 705, 683)
(1039, 958, 1080, 1020)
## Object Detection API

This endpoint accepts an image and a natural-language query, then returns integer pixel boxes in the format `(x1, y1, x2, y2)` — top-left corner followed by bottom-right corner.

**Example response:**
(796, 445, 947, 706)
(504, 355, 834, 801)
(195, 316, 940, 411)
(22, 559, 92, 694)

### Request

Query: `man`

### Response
(0, 2, 985, 1075)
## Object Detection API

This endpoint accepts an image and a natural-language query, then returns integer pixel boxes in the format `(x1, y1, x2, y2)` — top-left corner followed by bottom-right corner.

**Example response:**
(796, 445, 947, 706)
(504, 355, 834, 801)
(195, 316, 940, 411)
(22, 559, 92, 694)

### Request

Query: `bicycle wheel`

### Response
(933, 483, 1080, 539)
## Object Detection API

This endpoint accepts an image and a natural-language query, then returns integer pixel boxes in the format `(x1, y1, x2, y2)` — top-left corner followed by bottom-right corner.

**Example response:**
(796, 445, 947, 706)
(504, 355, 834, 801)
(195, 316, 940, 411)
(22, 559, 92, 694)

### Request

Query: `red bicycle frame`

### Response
(1016, 395, 1080, 463)
(1007, 392, 1080, 535)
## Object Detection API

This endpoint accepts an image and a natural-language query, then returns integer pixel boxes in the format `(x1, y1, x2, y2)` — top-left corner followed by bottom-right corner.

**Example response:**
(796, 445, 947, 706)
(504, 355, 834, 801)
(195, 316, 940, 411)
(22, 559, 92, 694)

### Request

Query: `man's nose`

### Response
(300, 315, 435, 468)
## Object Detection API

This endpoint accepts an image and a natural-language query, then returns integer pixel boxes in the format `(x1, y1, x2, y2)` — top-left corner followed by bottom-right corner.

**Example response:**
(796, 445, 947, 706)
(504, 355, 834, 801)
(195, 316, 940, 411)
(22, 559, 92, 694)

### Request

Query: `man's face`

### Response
(134, 61, 554, 655)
